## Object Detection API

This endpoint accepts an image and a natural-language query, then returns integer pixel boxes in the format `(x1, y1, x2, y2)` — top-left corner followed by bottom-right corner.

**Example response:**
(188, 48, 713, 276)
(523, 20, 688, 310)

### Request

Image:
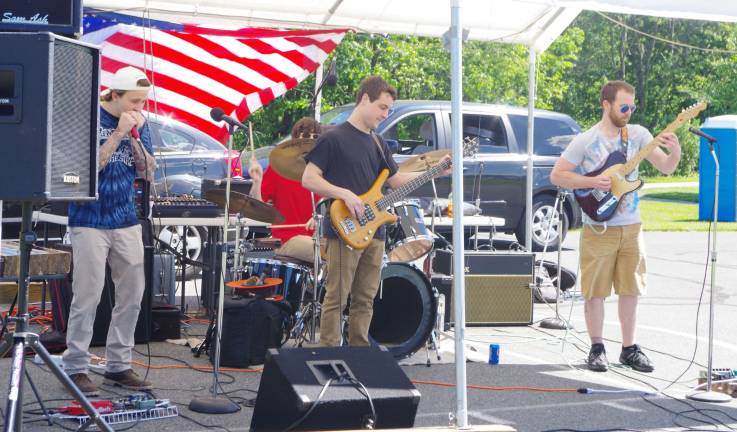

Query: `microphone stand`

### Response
(687, 137, 731, 403)
(539, 190, 573, 330)
(189, 123, 241, 414)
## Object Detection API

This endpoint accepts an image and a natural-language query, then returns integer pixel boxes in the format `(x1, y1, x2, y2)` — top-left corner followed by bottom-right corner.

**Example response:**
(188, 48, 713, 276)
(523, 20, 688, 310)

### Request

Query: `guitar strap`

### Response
(370, 131, 392, 171)
(621, 126, 629, 156)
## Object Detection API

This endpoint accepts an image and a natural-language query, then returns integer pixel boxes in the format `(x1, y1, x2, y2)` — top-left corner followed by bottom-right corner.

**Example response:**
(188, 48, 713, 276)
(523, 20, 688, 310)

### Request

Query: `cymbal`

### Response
(205, 189, 285, 224)
(268, 137, 316, 181)
(398, 149, 450, 173)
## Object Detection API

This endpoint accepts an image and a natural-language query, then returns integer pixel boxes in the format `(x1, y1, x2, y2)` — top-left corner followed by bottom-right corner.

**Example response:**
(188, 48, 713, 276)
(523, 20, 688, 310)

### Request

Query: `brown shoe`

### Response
(103, 369, 152, 390)
(68, 373, 99, 397)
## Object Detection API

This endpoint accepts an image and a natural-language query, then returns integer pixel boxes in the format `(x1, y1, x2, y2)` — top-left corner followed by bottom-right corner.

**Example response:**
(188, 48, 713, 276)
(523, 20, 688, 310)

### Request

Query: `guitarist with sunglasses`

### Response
(302, 76, 450, 348)
(550, 80, 681, 373)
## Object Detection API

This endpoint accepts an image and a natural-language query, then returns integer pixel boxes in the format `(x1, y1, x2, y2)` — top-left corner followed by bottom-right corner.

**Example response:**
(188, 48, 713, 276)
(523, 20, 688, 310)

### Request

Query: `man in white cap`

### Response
(63, 66, 157, 395)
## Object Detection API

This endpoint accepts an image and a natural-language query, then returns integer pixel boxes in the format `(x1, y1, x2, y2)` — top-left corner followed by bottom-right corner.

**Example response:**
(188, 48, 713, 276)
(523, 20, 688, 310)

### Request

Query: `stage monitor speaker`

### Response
(434, 251, 534, 325)
(250, 346, 420, 432)
(0, 32, 99, 202)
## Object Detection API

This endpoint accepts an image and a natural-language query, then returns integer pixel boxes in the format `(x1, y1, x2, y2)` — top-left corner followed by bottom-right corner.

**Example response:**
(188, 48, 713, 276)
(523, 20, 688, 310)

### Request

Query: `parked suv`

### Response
(322, 100, 582, 250)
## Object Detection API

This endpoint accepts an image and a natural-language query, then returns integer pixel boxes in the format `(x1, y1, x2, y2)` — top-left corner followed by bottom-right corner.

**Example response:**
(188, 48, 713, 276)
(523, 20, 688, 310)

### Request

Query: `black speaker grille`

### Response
(50, 41, 96, 199)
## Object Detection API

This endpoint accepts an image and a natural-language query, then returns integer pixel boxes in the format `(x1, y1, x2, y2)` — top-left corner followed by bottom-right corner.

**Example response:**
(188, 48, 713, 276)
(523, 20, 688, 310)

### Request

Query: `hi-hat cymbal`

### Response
(205, 189, 285, 224)
(269, 137, 317, 181)
(398, 149, 451, 173)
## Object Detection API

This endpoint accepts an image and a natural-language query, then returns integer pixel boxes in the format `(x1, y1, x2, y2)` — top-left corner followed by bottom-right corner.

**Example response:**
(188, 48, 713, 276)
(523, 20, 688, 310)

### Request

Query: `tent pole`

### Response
(450, 0, 468, 428)
(525, 47, 536, 251)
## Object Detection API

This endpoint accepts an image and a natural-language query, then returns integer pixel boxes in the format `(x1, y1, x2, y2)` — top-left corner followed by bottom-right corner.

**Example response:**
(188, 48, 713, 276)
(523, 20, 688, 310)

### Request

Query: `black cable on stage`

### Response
(282, 377, 334, 432)
(344, 375, 377, 429)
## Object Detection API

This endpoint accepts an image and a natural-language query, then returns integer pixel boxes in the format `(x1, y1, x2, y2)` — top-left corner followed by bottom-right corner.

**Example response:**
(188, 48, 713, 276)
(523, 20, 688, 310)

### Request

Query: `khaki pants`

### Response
(320, 238, 384, 347)
(62, 225, 145, 374)
(580, 223, 647, 300)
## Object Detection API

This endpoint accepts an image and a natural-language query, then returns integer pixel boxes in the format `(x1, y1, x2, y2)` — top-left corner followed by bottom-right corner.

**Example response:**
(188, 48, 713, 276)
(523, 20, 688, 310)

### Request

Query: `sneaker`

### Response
(586, 343, 609, 372)
(68, 373, 99, 397)
(103, 369, 153, 390)
(619, 344, 654, 372)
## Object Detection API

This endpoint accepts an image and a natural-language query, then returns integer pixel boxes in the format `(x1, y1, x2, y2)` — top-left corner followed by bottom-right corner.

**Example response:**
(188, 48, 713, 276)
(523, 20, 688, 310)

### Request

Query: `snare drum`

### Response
(387, 201, 434, 262)
(238, 257, 309, 312)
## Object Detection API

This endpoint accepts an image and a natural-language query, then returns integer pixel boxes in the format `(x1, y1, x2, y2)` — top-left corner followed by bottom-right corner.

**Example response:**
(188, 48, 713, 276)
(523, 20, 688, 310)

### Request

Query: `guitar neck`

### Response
(376, 160, 450, 209)
(620, 122, 680, 175)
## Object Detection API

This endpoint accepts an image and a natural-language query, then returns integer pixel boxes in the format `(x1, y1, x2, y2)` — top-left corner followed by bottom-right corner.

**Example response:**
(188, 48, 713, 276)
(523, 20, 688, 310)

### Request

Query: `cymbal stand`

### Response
(291, 195, 325, 346)
(0, 202, 113, 431)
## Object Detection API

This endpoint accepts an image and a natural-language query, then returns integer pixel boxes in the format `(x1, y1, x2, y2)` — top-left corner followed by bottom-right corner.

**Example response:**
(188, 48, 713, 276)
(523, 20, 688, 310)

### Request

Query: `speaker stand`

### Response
(0, 201, 113, 431)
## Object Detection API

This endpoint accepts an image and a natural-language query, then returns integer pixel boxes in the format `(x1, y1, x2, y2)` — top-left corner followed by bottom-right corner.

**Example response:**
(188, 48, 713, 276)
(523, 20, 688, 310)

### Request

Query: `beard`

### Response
(608, 110, 629, 128)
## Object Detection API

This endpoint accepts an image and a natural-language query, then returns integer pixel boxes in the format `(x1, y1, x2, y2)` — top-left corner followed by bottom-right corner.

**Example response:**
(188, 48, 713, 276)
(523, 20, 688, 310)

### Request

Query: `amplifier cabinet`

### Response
(433, 251, 534, 326)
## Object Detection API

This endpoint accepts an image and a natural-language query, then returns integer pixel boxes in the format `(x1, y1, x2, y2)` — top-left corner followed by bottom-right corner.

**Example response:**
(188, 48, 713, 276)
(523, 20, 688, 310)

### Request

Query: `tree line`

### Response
(243, 11, 737, 176)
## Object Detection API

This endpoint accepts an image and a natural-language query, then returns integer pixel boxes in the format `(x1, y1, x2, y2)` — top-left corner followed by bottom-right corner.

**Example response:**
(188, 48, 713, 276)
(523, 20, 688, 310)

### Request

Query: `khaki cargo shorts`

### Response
(580, 223, 647, 299)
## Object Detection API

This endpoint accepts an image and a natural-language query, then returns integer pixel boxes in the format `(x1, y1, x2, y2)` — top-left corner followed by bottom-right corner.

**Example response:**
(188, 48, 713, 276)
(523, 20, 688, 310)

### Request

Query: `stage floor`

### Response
(1, 231, 736, 431)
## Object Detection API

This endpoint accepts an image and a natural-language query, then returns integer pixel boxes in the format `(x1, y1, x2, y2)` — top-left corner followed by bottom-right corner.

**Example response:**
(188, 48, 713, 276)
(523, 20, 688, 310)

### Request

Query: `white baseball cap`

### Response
(102, 66, 151, 95)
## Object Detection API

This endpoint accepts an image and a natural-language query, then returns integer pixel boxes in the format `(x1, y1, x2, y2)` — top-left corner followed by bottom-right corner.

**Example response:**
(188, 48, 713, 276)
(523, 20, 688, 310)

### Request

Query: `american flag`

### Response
(83, 11, 346, 143)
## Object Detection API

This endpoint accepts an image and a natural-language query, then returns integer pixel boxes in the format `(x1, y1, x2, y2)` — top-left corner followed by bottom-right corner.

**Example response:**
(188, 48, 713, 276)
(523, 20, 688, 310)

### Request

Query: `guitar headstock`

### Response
(675, 102, 707, 124)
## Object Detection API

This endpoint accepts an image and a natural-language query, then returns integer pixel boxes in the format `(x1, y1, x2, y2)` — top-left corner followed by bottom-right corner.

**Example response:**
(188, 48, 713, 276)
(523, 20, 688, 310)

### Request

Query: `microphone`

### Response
(130, 127, 140, 140)
(210, 107, 247, 129)
(688, 127, 717, 144)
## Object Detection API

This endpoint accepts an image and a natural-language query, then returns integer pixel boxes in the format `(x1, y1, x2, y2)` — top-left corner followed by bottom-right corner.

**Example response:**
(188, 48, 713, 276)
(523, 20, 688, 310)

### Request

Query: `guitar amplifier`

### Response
(432, 251, 534, 325)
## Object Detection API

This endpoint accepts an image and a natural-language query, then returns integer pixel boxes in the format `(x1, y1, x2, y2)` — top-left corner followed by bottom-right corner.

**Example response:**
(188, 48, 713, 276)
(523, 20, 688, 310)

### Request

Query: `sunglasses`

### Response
(619, 104, 636, 114)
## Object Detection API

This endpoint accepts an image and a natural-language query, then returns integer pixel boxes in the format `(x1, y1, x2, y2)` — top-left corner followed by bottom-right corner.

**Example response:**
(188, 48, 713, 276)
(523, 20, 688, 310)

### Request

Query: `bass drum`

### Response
(369, 262, 437, 359)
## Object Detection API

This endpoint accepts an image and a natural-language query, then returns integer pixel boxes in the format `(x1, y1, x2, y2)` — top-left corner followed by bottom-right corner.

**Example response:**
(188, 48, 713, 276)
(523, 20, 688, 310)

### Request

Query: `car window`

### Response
(382, 113, 436, 155)
(509, 114, 578, 155)
(452, 113, 507, 154)
(154, 123, 222, 154)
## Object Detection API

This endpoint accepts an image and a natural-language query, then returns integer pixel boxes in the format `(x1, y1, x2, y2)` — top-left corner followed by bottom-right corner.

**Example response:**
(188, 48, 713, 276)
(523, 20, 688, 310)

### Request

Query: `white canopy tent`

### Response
(84, 0, 737, 427)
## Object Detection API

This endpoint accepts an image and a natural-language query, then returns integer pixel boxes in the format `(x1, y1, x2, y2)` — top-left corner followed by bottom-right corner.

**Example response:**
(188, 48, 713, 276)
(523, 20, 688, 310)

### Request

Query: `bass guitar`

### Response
(574, 102, 706, 222)
(331, 138, 478, 249)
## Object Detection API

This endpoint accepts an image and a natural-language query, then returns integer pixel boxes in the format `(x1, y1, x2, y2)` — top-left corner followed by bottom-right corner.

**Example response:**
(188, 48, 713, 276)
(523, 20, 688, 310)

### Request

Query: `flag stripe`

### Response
(82, 12, 346, 143)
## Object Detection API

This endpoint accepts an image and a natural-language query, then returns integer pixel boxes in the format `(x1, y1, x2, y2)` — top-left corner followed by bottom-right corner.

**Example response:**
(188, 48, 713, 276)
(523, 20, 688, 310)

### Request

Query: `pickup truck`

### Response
(321, 100, 582, 251)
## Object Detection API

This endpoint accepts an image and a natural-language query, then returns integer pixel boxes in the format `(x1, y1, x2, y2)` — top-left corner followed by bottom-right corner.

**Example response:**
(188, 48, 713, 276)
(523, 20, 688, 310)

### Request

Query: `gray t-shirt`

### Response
(562, 122, 653, 226)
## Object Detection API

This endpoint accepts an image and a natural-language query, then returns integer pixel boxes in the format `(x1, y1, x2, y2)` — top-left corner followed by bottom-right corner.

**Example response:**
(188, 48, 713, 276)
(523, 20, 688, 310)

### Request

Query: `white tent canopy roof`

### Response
(85, 0, 737, 52)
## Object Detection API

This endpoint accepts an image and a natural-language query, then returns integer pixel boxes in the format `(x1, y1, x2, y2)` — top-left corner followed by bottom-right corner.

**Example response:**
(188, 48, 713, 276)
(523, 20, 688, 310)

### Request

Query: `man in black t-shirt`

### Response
(303, 75, 450, 347)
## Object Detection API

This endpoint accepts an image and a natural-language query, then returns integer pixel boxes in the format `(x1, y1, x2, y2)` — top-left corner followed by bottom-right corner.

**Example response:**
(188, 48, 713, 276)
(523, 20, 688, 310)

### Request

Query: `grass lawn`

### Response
(641, 174, 698, 183)
(639, 198, 737, 231)
(640, 187, 698, 203)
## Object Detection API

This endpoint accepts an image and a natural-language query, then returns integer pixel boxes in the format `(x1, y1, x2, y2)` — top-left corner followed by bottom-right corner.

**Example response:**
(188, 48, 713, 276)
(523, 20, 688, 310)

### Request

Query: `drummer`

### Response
(248, 117, 323, 264)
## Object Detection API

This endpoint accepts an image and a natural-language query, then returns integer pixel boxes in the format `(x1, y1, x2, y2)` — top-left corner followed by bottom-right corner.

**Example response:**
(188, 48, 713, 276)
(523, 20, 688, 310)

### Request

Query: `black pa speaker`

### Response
(251, 346, 420, 432)
(0, 32, 99, 202)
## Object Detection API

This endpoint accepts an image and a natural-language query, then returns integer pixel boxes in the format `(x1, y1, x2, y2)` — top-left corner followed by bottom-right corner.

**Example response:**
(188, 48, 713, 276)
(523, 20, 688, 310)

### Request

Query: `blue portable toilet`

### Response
(698, 115, 737, 222)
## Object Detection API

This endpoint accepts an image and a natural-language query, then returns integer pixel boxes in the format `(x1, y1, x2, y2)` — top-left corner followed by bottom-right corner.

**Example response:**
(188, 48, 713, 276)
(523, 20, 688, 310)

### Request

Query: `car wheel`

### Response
(157, 225, 206, 280)
(515, 195, 568, 252)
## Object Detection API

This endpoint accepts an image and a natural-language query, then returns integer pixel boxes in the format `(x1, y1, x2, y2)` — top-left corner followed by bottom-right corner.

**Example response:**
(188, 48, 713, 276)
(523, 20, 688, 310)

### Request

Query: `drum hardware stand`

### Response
(539, 189, 573, 330)
(189, 115, 240, 414)
(687, 132, 731, 403)
(0, 202, 114, 432)
(291, 195, 326, 346)
(472, 161, 484, 251)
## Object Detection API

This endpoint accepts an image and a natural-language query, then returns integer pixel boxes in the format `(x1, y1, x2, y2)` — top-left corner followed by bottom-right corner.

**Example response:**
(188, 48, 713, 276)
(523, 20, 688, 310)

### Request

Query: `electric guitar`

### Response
(574, 102, 706, 222)
(331, 138, 478, 249)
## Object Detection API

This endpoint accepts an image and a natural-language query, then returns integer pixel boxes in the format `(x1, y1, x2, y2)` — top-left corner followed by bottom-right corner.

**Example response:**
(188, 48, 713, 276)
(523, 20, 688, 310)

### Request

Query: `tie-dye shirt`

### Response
(68, 108, 153, 229)
(561, 122, 653, 226)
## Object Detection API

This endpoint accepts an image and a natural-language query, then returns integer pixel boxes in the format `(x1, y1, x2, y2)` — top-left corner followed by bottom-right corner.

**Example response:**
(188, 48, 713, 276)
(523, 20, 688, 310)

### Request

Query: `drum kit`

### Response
(206, 137, 454, 360)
